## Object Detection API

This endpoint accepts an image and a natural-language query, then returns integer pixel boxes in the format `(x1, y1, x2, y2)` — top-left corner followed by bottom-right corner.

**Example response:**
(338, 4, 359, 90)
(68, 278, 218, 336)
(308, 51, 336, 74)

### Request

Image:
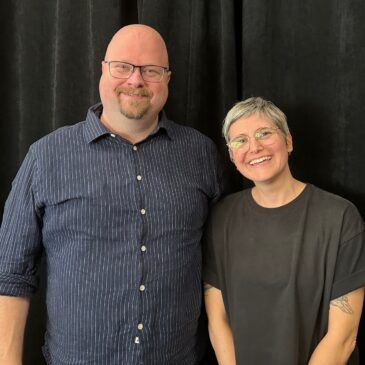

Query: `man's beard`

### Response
(116, 86, 153, 120)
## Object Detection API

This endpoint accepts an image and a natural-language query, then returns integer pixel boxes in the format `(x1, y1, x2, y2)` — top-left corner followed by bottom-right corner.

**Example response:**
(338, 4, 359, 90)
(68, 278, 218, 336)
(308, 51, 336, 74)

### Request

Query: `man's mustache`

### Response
(116, 86, 153, 98)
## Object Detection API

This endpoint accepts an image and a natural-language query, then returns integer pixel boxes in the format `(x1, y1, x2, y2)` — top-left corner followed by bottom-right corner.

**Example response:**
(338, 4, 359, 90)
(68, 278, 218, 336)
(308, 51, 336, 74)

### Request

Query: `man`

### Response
(0, 24, 223, 364)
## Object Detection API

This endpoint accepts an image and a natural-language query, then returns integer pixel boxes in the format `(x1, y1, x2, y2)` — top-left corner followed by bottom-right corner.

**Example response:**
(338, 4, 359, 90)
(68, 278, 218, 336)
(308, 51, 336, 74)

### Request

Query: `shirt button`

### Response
(136, 175, 142, 181)
(110, 133, 116, 138)
(137, 323, 144, 330)
(141, 209, 146, 215)
(141, 245, 147, 252)
(133, 145, 138, 151)
(134, 336, 140, 344)
(139, 284, 145, 291)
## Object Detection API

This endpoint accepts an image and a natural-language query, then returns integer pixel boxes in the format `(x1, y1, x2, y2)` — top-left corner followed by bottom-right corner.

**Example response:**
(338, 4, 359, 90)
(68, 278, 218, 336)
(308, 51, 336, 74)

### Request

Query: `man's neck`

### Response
(100, 112, 159, 144)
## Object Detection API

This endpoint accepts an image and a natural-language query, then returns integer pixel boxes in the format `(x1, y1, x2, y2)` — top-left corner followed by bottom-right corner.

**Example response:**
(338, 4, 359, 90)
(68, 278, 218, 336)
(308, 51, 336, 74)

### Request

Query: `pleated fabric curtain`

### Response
(138, 0, 365, 202)
(0, 0, 128, 212)
(237, 0, 365, 200)
(0, 0, 364, 363)
(138, 0, 243, 190)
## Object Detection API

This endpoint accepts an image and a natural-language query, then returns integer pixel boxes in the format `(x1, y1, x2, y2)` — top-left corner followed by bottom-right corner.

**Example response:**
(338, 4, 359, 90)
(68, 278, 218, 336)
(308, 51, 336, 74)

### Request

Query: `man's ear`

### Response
(166, 70, 172, 84)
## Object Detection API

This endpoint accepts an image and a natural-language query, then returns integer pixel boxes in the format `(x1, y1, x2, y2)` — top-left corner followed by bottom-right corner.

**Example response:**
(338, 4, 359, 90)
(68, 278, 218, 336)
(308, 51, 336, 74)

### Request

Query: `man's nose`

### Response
(127, 67, 145, 86)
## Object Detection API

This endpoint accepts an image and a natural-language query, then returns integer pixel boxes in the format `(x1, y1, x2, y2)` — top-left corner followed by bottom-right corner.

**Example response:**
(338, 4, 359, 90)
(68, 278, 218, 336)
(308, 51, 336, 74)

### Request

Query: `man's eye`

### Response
(143, 67, 161, 76)
(144, 68, 159, 75)
(114, 64, 130, 71)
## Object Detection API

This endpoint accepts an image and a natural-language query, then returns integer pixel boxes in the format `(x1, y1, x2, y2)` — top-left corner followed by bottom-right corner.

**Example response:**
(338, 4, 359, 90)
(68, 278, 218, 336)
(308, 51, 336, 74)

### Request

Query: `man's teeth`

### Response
(249, 156, 271, 165)
(123, 92, 142, 96)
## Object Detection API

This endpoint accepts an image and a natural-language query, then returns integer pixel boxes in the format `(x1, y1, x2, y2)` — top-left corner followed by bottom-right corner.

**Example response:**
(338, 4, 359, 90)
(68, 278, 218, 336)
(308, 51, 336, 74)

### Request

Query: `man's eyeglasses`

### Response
(227, 127, 280, 152)
(104, 61, 169, 83)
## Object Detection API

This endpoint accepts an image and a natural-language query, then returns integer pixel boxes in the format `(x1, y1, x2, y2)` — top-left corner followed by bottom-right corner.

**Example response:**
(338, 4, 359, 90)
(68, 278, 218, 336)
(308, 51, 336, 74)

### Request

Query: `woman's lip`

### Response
(248, 156, 272, 166)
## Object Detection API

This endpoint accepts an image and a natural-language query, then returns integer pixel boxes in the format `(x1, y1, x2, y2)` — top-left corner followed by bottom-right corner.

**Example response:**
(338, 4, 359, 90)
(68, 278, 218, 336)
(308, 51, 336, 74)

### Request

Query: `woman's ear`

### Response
(228, 148, 234, 162)
(286, 133, 293, 154)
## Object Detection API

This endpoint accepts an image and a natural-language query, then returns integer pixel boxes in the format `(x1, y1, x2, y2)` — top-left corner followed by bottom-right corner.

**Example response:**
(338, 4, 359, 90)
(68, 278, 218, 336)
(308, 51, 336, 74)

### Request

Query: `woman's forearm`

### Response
(307, 332, 356, 365)
(204, 284, 236, 365)
(208, 317, 236, 365)
(308, 288, 364, 365)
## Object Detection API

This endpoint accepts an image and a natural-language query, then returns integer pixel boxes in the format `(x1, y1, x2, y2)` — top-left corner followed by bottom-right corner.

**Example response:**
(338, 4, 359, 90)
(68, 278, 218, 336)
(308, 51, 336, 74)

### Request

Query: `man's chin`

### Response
(119, 107, 150, 120)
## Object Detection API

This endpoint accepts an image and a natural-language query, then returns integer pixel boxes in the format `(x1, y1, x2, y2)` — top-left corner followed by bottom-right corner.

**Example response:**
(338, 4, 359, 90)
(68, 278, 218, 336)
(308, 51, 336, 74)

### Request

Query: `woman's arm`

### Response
(308, 287, 364, 365)
(204, 283, 236, 365)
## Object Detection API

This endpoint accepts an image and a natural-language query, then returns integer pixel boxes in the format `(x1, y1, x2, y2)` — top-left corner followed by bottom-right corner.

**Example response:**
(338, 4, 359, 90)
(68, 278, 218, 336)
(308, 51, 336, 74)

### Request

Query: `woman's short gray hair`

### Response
(222, 97, 290, 142)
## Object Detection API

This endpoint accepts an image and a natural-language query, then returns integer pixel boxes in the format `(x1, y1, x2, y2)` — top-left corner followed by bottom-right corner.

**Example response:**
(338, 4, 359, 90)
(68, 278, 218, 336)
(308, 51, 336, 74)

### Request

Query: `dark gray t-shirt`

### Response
(203, 184, 365, 365)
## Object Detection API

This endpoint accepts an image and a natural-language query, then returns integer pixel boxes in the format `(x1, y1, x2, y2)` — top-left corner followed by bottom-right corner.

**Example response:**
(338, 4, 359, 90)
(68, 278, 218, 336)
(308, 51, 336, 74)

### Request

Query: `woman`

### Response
(203, 97, 365, 365)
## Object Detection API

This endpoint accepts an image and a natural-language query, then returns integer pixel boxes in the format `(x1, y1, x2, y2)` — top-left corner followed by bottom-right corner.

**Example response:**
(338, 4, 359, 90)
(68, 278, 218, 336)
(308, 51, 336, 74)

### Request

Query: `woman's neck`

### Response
(251, 177, 306, 208)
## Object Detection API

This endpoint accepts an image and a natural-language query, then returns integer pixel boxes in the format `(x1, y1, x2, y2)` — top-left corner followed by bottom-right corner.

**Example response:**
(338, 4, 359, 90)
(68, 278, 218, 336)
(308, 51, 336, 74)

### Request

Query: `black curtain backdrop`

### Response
(0, 1, 364, 364)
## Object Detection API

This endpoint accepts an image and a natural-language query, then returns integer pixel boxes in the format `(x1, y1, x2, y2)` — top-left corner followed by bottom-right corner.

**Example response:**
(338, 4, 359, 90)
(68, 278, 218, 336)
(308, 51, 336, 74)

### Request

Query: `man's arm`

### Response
(204, 283, 236, 365)
(0, 295, 30, 365)
(308, 287, 364, 365)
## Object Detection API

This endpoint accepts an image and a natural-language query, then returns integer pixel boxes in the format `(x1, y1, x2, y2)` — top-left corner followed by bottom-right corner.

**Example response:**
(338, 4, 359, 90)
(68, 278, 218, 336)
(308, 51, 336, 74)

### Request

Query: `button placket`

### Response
(132, 142, 148, 346)
(132, 141, 148, 344)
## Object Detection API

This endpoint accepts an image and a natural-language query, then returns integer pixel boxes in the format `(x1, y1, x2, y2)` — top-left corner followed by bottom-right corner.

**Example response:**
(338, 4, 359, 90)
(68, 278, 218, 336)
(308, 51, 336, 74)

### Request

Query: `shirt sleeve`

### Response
(202, 209, 223, 290)
(205, 139, 230, 206)
(331, 203, 365, 300)
(0, 147, 43, 296)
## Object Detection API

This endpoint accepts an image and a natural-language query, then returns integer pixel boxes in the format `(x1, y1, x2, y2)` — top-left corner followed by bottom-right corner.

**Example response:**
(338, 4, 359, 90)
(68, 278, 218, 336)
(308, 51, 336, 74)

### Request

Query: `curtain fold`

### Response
(0, 1, 364, 363)
(138, 0, 242, 189)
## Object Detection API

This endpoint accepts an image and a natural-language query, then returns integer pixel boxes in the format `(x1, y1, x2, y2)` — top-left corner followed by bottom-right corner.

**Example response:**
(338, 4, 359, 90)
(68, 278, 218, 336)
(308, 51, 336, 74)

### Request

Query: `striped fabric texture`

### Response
(0, 104, 223, 365)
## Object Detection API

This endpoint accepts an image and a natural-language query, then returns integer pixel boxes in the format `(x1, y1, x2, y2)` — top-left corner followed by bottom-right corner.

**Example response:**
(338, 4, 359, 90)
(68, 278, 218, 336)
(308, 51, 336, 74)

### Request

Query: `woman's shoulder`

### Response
(307, 184, 364, 237)
(209, 189, 250, 222)
(308, 184, 359, 212)
(214, 189, 250, 209)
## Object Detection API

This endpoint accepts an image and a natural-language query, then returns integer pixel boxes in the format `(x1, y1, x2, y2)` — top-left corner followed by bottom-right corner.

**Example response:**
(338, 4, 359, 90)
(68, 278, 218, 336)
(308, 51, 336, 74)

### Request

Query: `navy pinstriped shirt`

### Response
(0, 104, 223, 365)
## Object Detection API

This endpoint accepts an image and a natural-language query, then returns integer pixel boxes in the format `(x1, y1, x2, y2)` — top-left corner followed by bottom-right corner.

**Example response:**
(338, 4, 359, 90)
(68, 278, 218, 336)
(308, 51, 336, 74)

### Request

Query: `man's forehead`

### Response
(105, 29, 168, 64)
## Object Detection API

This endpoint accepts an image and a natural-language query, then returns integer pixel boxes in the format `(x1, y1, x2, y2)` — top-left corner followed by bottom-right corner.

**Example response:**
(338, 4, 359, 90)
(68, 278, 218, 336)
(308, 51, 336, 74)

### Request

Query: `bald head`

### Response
(105, 24, 169, 67)
(99, 24, 171, 137)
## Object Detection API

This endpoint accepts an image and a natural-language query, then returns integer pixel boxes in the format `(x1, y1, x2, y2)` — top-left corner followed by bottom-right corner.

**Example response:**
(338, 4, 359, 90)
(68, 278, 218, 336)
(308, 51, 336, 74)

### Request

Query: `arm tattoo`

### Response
(330, 295, 354, 314)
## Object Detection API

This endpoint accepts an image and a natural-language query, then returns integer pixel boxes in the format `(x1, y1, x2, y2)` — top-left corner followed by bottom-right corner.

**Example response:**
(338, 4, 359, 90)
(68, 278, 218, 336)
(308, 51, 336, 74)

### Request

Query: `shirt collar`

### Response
(83, 103, 111, 143)
(83, 103, 177, 143)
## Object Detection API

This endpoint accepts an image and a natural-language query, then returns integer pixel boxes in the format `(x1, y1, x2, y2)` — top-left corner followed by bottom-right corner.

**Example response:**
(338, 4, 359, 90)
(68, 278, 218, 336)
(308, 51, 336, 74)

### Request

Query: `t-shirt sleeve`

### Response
(331, 203, 365, 300)
(202, 211, 223, 290)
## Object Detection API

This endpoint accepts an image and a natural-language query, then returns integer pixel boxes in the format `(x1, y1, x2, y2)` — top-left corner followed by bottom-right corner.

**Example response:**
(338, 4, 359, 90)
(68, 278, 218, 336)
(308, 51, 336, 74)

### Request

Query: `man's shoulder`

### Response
(163, 119, 215, 145)
(31, 121, 86, 151)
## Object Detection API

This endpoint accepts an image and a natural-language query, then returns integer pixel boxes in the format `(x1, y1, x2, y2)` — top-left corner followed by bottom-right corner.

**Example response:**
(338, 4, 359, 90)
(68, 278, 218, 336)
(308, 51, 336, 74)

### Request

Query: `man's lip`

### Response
(116, 86, 152, 98)
(120, 92, 147, 98)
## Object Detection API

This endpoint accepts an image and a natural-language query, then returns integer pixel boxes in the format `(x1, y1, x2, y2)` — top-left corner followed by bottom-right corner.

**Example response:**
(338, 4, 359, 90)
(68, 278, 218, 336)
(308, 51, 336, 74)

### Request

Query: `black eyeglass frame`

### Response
(104, 60, 170, 83)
